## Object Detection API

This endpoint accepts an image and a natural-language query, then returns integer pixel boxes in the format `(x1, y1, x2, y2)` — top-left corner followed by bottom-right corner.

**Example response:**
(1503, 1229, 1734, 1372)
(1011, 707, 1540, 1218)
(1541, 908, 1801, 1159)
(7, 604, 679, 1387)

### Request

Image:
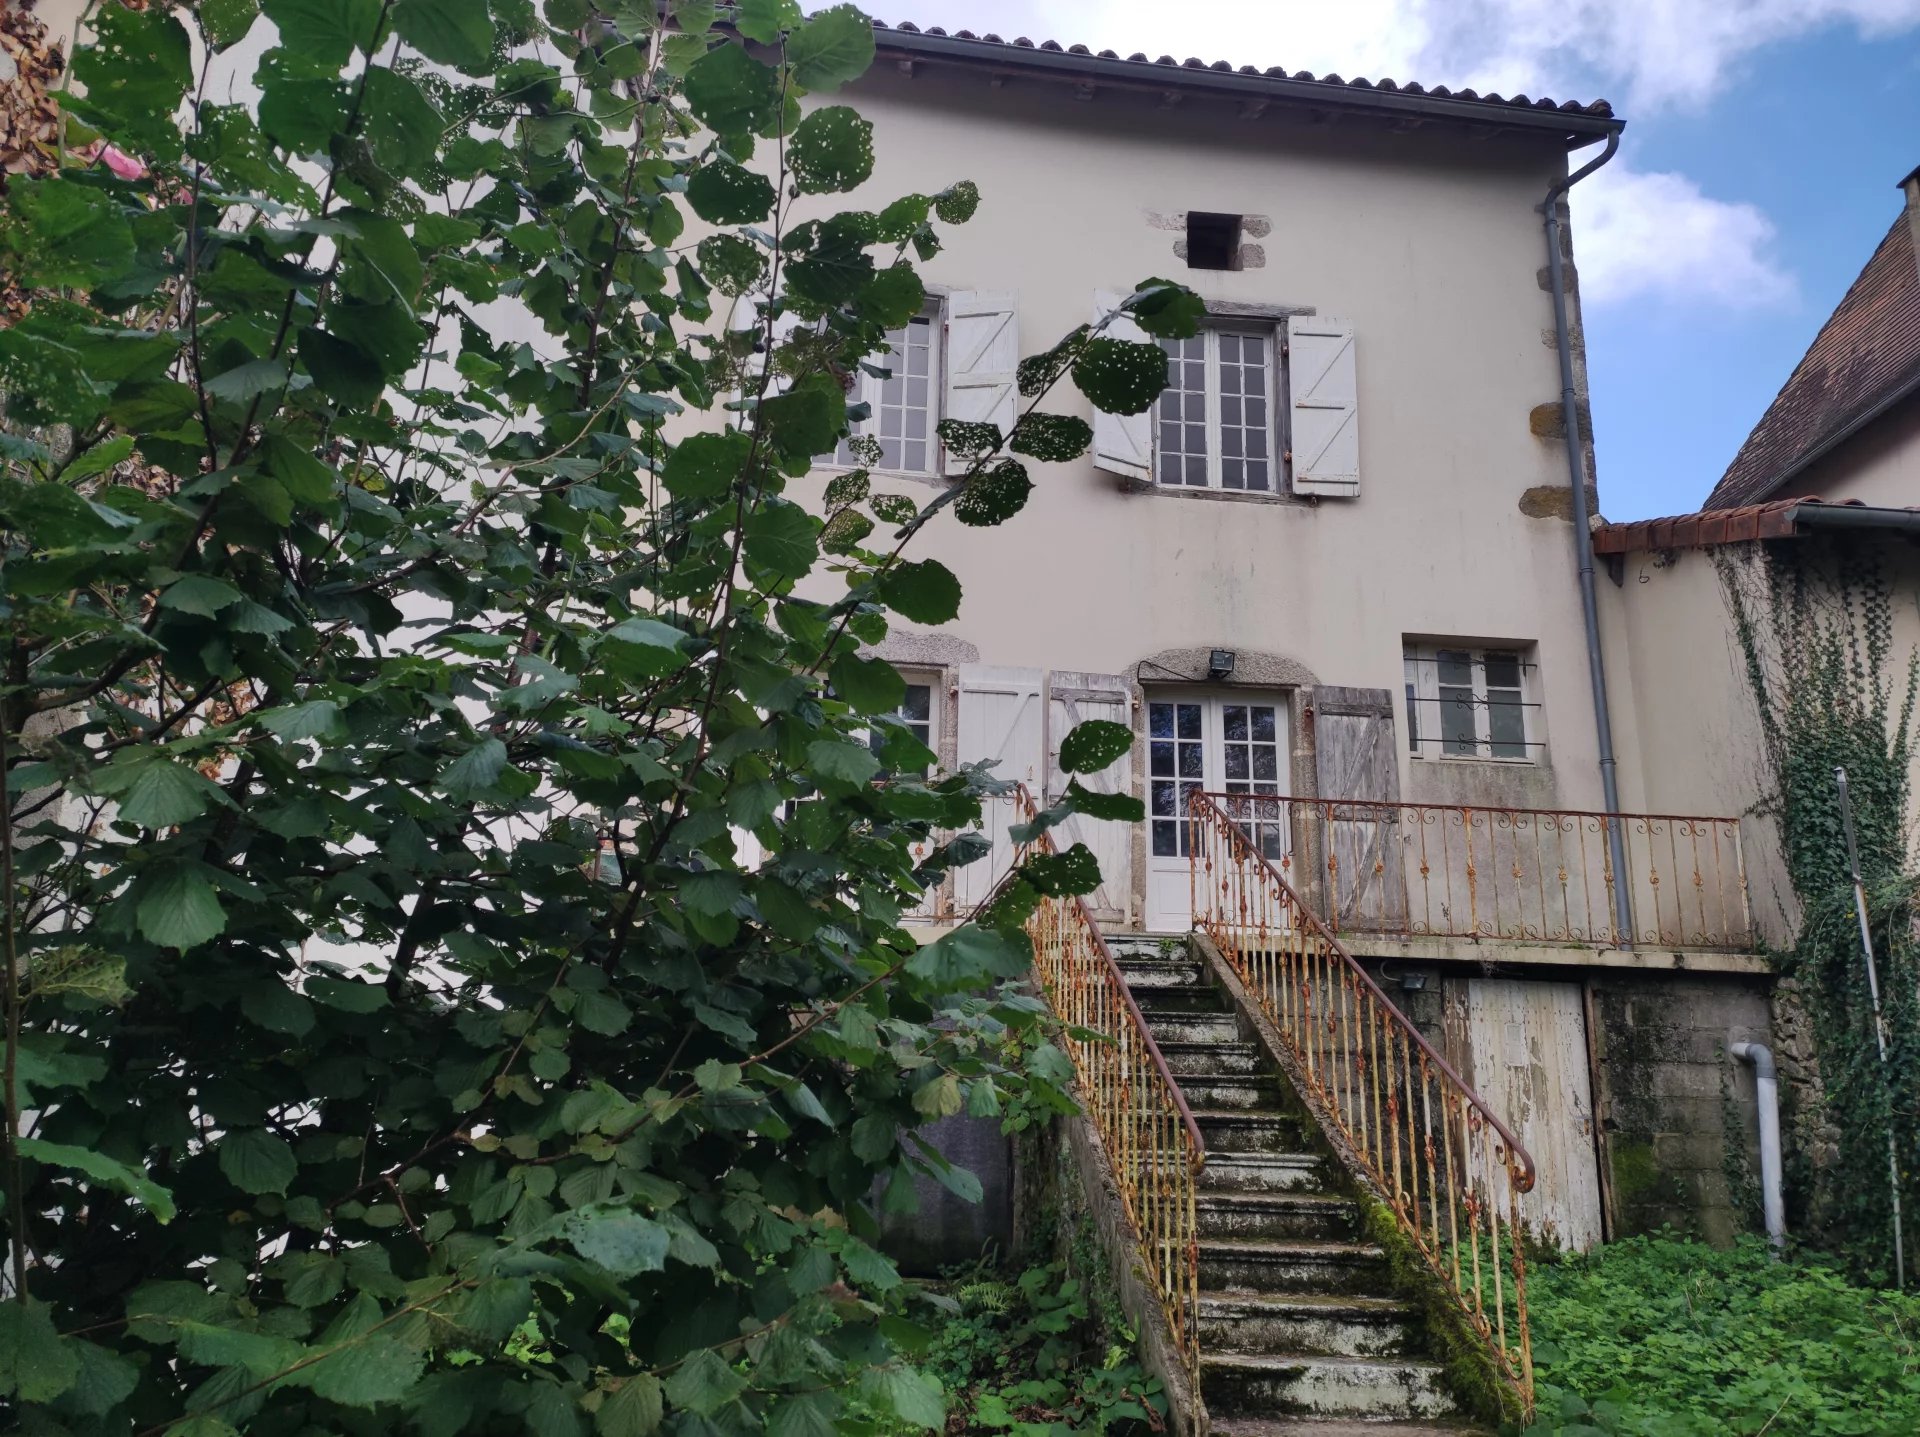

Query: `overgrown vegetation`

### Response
(1523, 1235, 1920, 1436)
(1723, 540, 1920, 1278)
(0, 1, 1203, 1430)
(885, 1243, 1166, 1437)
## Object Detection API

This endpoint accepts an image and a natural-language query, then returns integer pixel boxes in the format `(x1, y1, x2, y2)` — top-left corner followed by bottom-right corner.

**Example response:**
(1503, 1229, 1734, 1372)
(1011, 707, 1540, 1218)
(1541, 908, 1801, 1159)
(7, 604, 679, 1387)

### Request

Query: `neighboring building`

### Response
(1704, 168, 1920, 512)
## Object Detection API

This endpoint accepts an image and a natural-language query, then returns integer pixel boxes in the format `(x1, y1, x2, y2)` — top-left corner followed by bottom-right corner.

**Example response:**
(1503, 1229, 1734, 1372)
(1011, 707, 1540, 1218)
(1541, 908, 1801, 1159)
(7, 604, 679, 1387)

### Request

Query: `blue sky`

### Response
(835, 1, 1920, 519)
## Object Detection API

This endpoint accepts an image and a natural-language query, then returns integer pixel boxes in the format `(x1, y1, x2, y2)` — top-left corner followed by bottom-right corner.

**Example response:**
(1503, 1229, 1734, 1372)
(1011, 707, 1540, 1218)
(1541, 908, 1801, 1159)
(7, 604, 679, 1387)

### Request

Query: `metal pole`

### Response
(1835, 766, 1906, 1288)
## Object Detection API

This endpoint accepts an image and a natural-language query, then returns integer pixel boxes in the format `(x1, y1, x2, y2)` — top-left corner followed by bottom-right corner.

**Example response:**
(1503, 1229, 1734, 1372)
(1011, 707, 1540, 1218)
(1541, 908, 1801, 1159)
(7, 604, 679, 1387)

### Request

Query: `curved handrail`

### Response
(1199, 798, 1536, 1192)
(1212, 789, 1741, 826)
(1188, 788, 1540, 1410)
(1003, 784, 1205, 1382)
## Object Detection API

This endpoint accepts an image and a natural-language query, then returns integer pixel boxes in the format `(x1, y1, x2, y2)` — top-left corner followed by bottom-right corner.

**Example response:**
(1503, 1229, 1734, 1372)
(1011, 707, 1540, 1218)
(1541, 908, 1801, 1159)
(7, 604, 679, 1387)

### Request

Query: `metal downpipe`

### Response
(1539, 133, 1633, 946)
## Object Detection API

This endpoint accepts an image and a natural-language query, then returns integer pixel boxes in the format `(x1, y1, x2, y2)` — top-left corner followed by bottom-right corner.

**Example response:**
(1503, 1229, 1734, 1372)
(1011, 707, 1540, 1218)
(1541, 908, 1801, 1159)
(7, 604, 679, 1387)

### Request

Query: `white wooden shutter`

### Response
(1091, 290, 1152, 483)
(1311, 686, 1406, 931)
(941, 291, 1018, 473)
(1287, 315, 1360, 497)
(952, 665, 1045, 912)
(1046, 670, 1135, 926)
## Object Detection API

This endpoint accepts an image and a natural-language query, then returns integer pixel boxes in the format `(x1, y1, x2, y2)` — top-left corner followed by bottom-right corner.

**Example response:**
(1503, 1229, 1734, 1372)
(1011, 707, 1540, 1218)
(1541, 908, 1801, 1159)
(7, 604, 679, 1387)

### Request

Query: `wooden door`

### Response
(1311, 686, 1408, 932)
(1462, 979, 1604, 1252)
(953, 666, 1045, 913)
(1045, 670, 1134, 926)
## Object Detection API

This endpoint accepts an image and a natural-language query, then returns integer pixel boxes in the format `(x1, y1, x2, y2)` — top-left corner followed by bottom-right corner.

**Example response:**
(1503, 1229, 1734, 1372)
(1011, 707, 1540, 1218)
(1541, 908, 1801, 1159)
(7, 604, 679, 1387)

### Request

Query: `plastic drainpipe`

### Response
(1539, 132, 1633, 946)
(1731, 1041, 1786, 1252)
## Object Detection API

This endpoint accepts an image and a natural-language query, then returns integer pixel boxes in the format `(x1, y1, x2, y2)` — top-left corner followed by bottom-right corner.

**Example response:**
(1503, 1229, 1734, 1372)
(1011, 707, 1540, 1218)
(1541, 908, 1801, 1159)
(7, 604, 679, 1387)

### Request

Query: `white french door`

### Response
(1144, 691, 1291, 933)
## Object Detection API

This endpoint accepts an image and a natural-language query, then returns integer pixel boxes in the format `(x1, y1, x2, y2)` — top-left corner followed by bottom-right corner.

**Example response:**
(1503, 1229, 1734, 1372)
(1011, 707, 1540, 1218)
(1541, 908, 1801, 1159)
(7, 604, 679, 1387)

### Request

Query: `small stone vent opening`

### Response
(1185, 211, 1243, 272)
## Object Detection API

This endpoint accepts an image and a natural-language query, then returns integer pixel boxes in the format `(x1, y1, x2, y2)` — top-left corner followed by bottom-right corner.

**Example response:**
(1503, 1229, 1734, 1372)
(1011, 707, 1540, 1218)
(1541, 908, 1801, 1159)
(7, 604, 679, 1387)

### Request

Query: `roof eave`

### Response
(870, 29, 1624, 148)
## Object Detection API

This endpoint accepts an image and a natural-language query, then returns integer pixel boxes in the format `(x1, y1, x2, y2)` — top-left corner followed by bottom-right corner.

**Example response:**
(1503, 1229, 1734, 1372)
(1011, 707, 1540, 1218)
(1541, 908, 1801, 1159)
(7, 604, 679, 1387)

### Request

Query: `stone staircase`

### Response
(1106, 937, 1492, 1437)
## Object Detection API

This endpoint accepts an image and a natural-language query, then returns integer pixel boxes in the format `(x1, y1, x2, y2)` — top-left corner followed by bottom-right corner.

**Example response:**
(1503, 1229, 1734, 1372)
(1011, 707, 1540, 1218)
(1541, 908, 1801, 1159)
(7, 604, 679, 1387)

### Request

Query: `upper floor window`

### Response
(1155, 328, 1276, 491)
(1404, 643, 1539, 761)
(867, 676, 937, 776)
(835, 315, 939, 475)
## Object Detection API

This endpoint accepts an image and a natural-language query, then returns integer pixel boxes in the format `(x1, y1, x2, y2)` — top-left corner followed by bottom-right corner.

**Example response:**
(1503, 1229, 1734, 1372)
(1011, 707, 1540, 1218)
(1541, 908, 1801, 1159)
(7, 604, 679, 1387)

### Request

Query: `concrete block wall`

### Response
(1588, 972, 1773, 1244)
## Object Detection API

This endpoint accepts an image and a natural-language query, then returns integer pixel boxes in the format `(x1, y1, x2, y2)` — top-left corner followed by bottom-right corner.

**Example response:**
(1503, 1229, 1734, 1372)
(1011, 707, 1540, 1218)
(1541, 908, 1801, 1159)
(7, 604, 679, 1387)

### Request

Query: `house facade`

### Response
(810, 26, 1774, 1252)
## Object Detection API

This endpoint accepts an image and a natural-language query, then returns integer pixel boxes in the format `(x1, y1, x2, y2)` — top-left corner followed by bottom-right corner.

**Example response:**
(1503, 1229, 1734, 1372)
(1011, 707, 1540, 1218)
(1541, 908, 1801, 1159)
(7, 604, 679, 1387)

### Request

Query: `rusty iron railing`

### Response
(1006, 786, 1205, 1385)
(1207, 792, 1753, 951)
(1188, 790, 1538, 1410)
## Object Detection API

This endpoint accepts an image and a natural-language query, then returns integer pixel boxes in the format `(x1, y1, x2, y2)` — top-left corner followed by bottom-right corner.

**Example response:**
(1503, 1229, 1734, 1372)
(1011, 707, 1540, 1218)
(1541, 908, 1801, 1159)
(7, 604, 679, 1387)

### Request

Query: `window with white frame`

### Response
(1154, 327, 1277, 490)
(867, 676, 937, 776)
(1403, 644, 1540, 761)
(834, 315, 939, 475)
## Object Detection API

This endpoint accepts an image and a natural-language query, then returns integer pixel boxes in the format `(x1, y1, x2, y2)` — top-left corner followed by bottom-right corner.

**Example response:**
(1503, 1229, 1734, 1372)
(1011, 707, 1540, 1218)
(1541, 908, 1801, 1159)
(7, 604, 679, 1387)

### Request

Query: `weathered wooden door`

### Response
(1460, 979, 1604, 1252)
(1310, 686, 1408, 932)
(953, 666, 1045, 912)
(1045, 670, 1134, 926)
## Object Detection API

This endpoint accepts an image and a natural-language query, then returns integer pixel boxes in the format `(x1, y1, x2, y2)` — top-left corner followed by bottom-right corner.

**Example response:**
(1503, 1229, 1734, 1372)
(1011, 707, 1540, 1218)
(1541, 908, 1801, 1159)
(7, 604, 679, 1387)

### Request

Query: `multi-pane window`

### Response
(1404, 644, 1538, 761)
(1155, 329, 1275, 490)
(1220, 702, 1286, 859)
(868, 680, 935, 775)
(835, 316, 937, 474)
(1149, 701, 1206, 857)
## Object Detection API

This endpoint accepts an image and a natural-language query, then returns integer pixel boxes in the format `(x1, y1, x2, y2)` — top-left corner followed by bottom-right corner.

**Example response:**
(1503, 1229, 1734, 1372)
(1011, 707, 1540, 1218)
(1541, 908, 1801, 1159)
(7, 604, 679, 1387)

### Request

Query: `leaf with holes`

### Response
(936, 419, 1000, 461)
(1065, 778, 1146, 823)
(1011, 413, 1093, 463)
(878, 559, 961, 624)
(1059, 719, 1133, 774)
(1073, 336, 1168, 417)
(954, 460, 1032, 528)
(790, 107, 874, 194)
(786, 3, 875, 91)
(934, 180, 979, 225)
(685, 163, 777, 226)
(1127, 278, 1206, 339)
(1019, 843, 1102, 898)
(696, 234, 767, 295)
(683, 41, 782, 135)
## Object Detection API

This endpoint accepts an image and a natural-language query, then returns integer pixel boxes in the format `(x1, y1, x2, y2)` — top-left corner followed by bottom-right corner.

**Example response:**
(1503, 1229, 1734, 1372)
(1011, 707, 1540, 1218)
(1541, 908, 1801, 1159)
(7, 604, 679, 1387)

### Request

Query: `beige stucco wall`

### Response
(1788, 396, 1920, 508)
(1609, 534, 1920, 949)
(810, 65, 1642, 815)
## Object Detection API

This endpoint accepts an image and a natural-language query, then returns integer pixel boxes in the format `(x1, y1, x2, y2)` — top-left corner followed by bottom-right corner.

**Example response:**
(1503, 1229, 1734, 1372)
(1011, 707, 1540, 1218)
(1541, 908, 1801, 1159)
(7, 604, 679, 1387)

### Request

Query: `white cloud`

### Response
(1570, 166, 1796, 310)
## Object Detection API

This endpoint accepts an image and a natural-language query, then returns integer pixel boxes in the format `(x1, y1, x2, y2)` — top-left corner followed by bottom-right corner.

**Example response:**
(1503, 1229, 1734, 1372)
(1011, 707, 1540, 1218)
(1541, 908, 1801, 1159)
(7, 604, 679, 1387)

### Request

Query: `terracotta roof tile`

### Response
(865, 18, 1617, 127)
(1591, 496, 1920, 554)
(1706, 214, 1920, 509)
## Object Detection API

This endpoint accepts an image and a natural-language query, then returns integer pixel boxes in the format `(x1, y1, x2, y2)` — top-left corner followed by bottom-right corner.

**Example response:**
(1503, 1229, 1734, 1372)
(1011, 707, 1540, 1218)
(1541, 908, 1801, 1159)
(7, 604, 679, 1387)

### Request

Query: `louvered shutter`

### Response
(941, 291, 1018, 473)
(1091, 290, 1153, 483)
(1045, 670, 1135, 925)
(1287, 315, 1360, 497)
(952, 666, 1046, 912)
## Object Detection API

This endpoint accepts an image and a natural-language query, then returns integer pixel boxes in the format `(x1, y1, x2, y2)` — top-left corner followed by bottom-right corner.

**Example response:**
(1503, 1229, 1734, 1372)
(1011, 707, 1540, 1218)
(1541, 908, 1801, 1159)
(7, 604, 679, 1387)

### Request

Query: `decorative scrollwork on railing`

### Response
(1188, 791, 1538, 1412)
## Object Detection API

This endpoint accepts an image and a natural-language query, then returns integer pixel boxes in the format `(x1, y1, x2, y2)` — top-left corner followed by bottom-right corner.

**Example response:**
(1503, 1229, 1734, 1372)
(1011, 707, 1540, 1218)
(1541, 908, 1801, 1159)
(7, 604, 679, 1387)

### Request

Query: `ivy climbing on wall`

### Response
(1722, 538, 1920, 1279)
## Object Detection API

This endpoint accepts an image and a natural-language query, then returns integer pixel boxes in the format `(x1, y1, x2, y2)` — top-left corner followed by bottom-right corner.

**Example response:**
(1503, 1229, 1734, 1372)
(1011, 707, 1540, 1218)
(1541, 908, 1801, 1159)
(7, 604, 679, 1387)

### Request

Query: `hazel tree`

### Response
(0, 1, 1201, 1431)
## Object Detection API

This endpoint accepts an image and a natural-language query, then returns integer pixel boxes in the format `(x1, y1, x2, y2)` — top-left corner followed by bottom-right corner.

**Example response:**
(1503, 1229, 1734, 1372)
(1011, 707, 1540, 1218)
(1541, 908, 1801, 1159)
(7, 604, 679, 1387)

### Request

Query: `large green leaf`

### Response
(597, 1374, 665, 1436)
(663, 430, 750, 499)
(0, 1300, 79, 1403)
(94, 755, 227, 830)
(1072, 336, 1169, 417)
(219, 1127, 299, 1196)
(682, 42, 782, 135)
(19, 1139, 177, 1222)
(393, 0, 496, 67)
(0, 179, 136, 291)
(262, 0, 384, 66)
(786, 4, 875, 91)
(70, 6, 193, 150)
(300, 1337, 427, 1407)
(828, 652, 905, 716)
(878, 559, 962, 625)
(1058, 719, 1133, 774)
(789, 107, 874, 195)
(566, 1208, 669, 1277)
(742, 501, 818, 582)
(661, 1349, 746, 1418)
(683, 163, 776, 225)
(134, 863, 227, 950)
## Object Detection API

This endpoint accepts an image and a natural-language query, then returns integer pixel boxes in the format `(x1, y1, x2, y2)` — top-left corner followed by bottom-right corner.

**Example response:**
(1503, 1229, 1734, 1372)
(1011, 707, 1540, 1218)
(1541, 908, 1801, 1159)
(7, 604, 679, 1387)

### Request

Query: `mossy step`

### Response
(1192, 1109, 1314, 1153)
(1141, 1010, 1243, 1045)
(1158, 1039, 1264, 1076)
(1198, 1152, 1334, 1194)
(1201, 1351, 1458, 1421)
(1196, 1191, 1359, 1241)
(1196, 1237, 1390, 1295)
(1198, 1291, 1424, 1359)
(1123, 983, 1232, 1015)
(1179, 1073, 1289, 1110)
(1113, 955, 1207, 987)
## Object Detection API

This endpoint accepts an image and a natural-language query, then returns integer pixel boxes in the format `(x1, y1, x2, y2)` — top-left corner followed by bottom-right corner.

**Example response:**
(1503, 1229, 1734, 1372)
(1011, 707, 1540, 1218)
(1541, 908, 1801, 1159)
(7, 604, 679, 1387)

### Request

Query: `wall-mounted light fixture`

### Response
(1399, 969, 1429, 993)
(1207, 649, 1236, 682)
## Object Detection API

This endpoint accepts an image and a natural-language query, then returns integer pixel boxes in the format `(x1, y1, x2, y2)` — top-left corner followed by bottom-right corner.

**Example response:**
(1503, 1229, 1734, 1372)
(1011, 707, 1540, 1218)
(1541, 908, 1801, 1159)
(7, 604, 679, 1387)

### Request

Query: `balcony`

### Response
(1201, 793, 1758, 965)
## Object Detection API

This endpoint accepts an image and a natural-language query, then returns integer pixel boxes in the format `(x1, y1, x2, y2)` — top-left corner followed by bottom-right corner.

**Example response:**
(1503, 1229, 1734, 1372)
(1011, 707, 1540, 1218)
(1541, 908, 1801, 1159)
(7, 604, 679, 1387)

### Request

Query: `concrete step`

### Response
(1114, 955, 1207, 989)
(1142, 1010, 1243, 1046)
(1159, 1039, 1264, 1076)
(1197, 1192, 1359, 1242)
(1212, 1423, 1491, 1437)
(1103, 933, 1190, 961)
(1196, 1238, 1390, 1295)
(1202, 1352, 1458, 1422)
(1199, 1152, 1335, 1194)
(1125, 982, 1232, 1015)
(1180, 1073, 1289, 1110)
(1198, 1292, 1424, 1359)
(1194, 1109, 1313, 1153)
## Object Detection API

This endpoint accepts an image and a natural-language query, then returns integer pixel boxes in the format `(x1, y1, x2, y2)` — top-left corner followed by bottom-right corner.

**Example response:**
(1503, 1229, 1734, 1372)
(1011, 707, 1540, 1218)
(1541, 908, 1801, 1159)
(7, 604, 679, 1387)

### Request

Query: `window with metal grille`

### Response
(1154, 327, 1277, 491)
(834, 315, 938, 474)
(1403, 644, 1541, 761)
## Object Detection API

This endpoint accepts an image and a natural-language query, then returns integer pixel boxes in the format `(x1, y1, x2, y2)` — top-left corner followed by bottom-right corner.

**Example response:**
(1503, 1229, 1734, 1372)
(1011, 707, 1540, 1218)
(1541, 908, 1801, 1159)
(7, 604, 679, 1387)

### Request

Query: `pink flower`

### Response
(78, 140, 149, 181)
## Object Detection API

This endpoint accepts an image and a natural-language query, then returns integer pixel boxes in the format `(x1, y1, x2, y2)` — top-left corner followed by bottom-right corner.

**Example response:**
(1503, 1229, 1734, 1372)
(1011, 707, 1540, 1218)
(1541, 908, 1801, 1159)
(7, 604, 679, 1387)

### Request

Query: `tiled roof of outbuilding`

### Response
(867, 20, 1621, 140)
(1705, 214, 1920, 509)
(1592, 497, 1920, 554)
